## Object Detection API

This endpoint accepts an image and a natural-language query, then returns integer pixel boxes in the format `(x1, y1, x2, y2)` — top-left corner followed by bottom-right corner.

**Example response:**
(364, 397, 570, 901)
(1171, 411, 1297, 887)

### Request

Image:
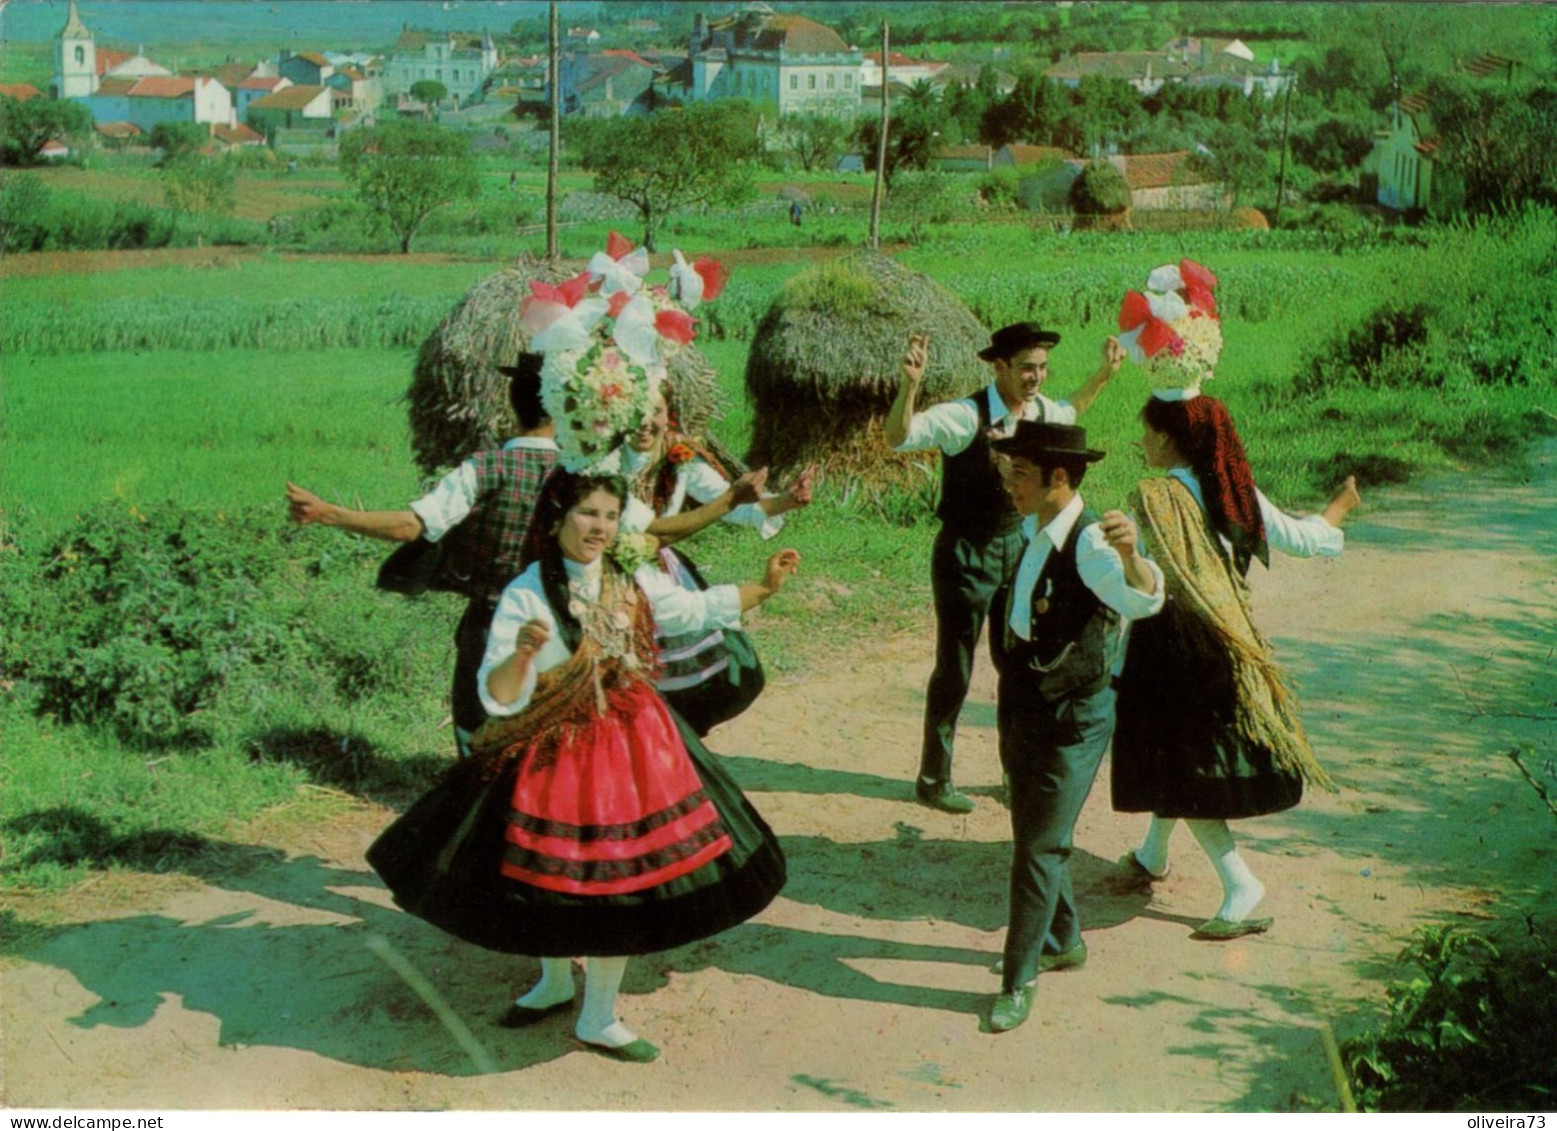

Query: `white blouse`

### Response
(619, 447, 784, 539)
(476, 556, 744, 718)
(1166, 467, 1343, 559)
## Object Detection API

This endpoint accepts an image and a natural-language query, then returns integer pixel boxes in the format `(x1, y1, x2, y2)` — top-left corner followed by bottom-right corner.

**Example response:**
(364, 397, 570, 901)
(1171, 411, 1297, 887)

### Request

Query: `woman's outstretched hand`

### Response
(763, 548, 802, 592)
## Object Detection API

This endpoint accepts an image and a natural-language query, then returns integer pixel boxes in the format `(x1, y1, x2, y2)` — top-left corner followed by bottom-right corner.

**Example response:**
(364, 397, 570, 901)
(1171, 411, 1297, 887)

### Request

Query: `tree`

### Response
(1189, 122, 1271, 211)
(410, 79, 449, 107)
(782, 113, 849, 173)
(338, 120, 480, 253)
(0, 95, 91, 166)
(160, 151, 235, 245)
(149, 121, 208, 161)
(856, 82, 945, 191)
(981, 67, 1058, 148)
(584, 102, 759, 251)
(1427, 76, 1557, 216)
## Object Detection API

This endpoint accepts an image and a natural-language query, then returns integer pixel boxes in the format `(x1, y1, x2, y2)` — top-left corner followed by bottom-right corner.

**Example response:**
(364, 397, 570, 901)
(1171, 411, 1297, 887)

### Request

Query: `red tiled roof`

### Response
(192, 62, 257, 89)
(95, 77, 137, 97)
(211, 122, 265, 146)
(249, 83, 329, 110)
(340, 67, 366, 81)
(94, 120, 143, 138)
(239, 76, 287, 91)
(1116, 151, 1208, 190)
(601, 48, 657, 70)
(1464, 51, 1519, 78)
(41, 138, 70, 154)
(865, 51, 922, 67)
(1045, 52, 1190, 81)
(759, 14, 850, 54)
(128, 76, 197, 99)
(96, 48, 133, 76)
(1398, 92, 1430, 115)
(0, 83, 42, 101)
(296, 52, 331, 66)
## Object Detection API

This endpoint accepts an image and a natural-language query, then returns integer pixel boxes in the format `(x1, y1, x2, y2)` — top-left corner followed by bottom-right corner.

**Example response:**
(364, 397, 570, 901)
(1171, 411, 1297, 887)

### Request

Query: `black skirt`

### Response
(366, 706, 786, 957)
(1111, 595, 1303, 820)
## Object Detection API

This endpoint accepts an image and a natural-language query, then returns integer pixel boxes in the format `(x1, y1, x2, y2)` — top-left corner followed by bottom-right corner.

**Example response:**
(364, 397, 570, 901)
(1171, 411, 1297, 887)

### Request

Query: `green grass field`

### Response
(3, 213, 1553, 895)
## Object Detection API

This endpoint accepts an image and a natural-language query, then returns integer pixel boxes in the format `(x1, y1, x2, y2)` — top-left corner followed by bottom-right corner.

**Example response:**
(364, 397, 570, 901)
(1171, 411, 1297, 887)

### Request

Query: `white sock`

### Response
(516, 957, 575, 1009)
(576, 955, 638, 1048)
(1186, 818, 1265, 921)
(1134, 815, 1177, 877)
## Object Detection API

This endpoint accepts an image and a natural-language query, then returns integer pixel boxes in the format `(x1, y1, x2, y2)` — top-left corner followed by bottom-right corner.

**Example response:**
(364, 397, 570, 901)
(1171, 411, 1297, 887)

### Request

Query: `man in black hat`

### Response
(885, 323, 1125, 813)
(981, 420, 1162, 1032)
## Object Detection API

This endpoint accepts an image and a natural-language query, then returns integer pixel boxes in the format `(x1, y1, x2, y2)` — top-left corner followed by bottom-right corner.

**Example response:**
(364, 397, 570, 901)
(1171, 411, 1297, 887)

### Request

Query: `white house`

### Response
(859, 50, 949, 90)
(673, 4, 861, 120)
(382, 27, 499, 105)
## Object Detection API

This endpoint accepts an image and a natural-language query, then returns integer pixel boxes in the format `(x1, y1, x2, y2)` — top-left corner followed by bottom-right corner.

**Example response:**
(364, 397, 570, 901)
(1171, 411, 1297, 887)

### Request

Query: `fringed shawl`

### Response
(1133, 476, 1335, 792)
(466, 559, 661, 773)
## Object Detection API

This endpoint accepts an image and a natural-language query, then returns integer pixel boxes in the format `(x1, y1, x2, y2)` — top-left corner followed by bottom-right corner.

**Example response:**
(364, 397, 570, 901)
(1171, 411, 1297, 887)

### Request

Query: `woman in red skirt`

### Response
(367, 470, 800, 1062)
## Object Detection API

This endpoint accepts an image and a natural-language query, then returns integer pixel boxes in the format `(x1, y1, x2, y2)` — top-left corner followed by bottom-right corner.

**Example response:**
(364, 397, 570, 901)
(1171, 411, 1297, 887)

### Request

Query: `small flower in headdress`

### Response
(588, 230, 651, 297)
(667, 442, 695, 465)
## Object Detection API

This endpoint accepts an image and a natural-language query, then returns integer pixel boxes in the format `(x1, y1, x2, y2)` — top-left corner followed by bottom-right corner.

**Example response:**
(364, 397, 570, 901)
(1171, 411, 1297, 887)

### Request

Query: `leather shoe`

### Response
(1193, 916, 1273, 940)
(986, 985, 1034, 1033)
(988, 940, 1087, 976)
(916, 781, 975, 814)
(576, 1036, 660, 1063)
(1117, 851, 1170, 883)
(499, 999, 572, 1028)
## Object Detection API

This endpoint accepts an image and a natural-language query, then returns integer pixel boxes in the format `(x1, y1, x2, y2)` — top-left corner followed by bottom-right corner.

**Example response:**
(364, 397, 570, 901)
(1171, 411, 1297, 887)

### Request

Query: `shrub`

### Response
(0, 503, 296, 747)
(1343, 923, 1557, 1111)
(1069, 159, 1131, 217)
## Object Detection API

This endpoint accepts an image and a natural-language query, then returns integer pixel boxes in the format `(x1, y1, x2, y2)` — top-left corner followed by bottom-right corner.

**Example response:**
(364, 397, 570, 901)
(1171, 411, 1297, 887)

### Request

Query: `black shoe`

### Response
(987, 985, 1034, 1033)
(916, 781, 975, 814)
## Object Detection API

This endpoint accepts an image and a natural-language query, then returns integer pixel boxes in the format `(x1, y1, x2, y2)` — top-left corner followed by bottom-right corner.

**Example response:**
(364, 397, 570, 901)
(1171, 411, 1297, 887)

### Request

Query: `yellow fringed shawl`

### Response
(1132, 476, 1336, 793)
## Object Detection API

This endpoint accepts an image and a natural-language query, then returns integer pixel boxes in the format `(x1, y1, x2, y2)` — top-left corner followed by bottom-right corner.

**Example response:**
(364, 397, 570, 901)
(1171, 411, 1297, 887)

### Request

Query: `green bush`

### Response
(1069, 159, 1131, 216)
(0, 502, 297, 747)
(1342, 923, 1557, 1111)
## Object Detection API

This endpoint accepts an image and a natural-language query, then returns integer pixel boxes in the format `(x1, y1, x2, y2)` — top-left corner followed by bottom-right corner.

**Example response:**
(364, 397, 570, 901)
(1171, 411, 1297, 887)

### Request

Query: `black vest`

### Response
(935, 390, 1039, 539)
(995, 503, 1121, 702)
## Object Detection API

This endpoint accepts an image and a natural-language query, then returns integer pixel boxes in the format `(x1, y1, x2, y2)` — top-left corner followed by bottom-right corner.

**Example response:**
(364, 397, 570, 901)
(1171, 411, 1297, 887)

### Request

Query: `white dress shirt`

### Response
(895, 385, 1077, 456)
(1007, 494, 1165, 641)
(476, 555, 745, 718)
(619, 446, 784, 538)
(1166, 468, 1344, 559)
(408, 436, 560, 543)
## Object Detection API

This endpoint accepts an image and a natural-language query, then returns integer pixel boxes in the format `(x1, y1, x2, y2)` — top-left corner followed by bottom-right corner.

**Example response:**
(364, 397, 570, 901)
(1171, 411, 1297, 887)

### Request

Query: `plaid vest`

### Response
(439, 445, 557, 602)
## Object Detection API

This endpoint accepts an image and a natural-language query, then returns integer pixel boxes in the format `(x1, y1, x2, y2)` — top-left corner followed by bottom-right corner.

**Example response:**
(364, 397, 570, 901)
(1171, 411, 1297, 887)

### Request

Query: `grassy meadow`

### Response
(3, 210, 1554, 896)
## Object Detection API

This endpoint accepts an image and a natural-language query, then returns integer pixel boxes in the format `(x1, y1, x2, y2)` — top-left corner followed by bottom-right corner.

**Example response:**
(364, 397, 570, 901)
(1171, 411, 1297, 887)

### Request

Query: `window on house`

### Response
(827, 74, 835, 89)
(75, 46, 85, 65)
(844, 74, 852, 89)
(789, 74, 797, 90)
(808, 74, 816, 90)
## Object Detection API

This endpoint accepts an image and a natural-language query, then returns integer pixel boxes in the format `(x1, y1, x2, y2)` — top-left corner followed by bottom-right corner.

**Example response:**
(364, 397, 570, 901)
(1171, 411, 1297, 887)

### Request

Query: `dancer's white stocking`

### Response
(576, 955, 637, 1048)
(1135, 815, 1177, 877)
(1186, 818, 1265, 921)
(516, 957, 574, 1009)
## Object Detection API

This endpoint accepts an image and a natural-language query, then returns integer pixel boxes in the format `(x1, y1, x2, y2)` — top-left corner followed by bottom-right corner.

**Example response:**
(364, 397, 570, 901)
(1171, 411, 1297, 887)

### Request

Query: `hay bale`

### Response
(744, 251, 989, 486)
(407, 253, 727, 475)
(1231, 206, 1270, 230)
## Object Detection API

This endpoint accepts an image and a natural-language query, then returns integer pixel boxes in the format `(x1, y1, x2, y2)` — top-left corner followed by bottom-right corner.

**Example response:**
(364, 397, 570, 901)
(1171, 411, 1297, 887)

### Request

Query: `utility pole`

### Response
(1273, 74, 1294, 226)
(868, 21, 889, 249)
(546, 1, 560, 260)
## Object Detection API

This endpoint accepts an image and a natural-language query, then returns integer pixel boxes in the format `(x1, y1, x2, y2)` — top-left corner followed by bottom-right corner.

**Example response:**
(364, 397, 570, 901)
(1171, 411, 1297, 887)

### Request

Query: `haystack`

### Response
(407, 253, 729, 475)
(744, 251, 988, 488)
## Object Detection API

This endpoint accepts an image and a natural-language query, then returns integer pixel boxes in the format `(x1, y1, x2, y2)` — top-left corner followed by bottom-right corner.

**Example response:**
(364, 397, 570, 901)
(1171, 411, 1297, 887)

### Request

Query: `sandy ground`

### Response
(4, 443, 1554, 1113)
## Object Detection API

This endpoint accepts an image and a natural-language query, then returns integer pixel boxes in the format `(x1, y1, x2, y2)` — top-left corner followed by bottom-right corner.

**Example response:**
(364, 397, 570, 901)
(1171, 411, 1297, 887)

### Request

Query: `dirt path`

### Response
(4, 444, 1554, 1113)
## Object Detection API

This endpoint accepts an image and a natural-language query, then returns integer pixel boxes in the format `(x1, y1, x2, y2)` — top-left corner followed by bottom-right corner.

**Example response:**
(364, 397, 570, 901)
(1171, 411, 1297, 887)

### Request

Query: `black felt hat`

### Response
(991, 420, 1105, 464)
(977, 321, 1062, 362)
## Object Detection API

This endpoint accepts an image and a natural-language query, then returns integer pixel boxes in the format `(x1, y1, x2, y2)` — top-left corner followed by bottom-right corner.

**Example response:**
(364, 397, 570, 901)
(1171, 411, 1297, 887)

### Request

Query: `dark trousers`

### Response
(997, 677, 1116, 991)
(917, 524, 1026, 787)
(451, 597, 498, 760)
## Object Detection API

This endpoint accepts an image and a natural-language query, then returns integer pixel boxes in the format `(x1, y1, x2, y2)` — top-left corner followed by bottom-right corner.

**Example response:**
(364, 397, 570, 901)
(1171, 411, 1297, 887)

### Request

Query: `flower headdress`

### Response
(520, 232, 729, 472)
(1117, 259, 1222, 399)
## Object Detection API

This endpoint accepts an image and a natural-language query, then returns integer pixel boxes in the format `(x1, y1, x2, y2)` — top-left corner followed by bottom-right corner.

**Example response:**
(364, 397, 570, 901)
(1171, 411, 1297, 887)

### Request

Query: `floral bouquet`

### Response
(1116, 259, 1223, 398)
(520, 232, 728, 472)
